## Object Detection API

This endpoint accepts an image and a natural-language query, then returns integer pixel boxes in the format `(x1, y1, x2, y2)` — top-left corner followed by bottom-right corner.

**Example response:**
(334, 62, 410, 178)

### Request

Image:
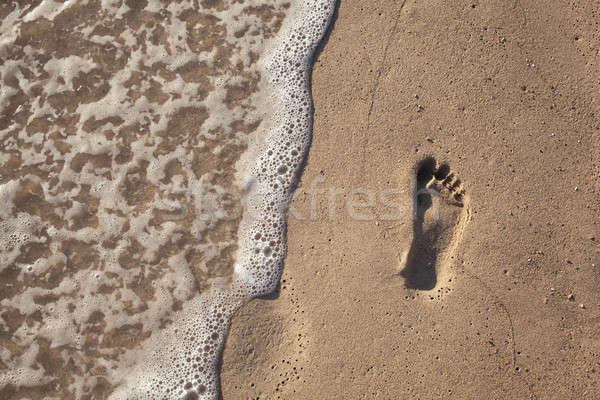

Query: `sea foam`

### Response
(0, 0, 335, 398)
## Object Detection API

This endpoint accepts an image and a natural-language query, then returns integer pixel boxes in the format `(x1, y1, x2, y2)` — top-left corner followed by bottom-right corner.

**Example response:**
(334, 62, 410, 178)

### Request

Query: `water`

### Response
(0, 0, 335, 398)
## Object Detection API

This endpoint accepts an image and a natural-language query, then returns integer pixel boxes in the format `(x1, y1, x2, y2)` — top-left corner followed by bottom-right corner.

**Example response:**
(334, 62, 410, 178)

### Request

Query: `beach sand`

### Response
(222, 0, 600, 398)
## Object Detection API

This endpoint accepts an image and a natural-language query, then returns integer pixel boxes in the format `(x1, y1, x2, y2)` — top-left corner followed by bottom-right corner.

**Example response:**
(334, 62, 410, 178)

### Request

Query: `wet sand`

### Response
(222, 0, 600, 398)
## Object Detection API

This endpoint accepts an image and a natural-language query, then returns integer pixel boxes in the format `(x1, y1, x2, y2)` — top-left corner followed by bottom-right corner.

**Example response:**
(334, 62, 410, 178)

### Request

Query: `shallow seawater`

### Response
(0, 0, 334, 399)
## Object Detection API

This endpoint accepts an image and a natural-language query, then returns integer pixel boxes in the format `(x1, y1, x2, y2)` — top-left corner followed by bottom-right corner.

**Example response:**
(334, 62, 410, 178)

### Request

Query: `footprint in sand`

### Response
(400, 157, 470, 291)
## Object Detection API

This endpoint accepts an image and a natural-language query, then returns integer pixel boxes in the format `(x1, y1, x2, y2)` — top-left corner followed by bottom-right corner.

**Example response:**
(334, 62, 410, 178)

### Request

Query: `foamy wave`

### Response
(0, 0, 335, 398)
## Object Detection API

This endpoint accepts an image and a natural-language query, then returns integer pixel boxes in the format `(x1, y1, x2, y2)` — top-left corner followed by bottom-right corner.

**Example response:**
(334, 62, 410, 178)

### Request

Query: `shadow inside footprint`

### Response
(402, 197, 440, 290)
(400, 157, 464, 290)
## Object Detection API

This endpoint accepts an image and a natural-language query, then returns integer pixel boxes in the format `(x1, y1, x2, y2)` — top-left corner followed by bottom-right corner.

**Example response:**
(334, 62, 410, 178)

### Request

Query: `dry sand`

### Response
(222, 0, 600, 398)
